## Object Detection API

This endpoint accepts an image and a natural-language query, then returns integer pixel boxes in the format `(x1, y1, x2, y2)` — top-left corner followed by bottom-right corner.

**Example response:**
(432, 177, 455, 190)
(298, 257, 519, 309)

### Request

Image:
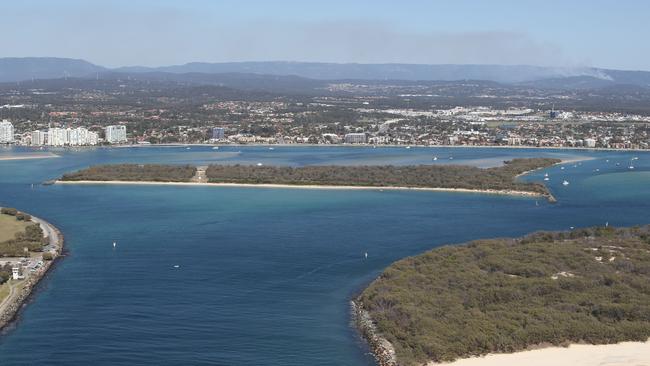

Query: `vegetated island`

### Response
(0, 207, 64, 330)
(57, 158, 560, 201)
(59, 164, 197, 182)
(353, 225, 650, 366)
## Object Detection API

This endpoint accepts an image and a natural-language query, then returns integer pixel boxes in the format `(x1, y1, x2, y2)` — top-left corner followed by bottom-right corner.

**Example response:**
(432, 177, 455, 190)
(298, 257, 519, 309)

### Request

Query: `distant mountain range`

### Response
(2, 57, 650, 89)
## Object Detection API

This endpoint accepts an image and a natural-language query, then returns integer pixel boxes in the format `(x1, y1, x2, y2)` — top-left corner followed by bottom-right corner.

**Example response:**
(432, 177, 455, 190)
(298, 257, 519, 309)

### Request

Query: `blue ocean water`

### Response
(0, 146, 648, 365)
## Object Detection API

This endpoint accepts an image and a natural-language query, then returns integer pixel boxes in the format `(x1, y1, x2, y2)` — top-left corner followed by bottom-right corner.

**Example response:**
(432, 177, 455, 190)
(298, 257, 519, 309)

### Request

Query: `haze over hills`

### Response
(2, 57, 650, 89)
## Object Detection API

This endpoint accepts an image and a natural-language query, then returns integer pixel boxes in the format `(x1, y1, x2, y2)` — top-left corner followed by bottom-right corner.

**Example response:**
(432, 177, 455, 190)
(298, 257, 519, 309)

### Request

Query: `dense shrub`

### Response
(61, 164, 197, 182)
(1, 207, 17, 216)
(16, 212, 31, 221)
(205, 158, 560, 195)
(358, 225, 650, 365)
(0, 223, 45, 257)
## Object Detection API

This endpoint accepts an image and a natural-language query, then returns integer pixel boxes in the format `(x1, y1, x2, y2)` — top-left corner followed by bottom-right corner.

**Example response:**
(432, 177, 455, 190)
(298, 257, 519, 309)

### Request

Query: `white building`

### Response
(584, 138, 597, 148)
(48, 127, 67, 146)
(0, 120, 14, 143)
(67, 127, 98, 146)
(31, 130, 47, 146)
(344, 133, 366, 144)
(105, 125, 127, 144)
(212, 127, 225, 140)
(12, 266, 21, 280)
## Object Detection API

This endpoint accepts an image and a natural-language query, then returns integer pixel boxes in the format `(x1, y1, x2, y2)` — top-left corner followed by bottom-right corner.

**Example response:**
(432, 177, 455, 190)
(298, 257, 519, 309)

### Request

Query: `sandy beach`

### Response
(432, 341, 650, 366)
(0, 153, 59, 161)
(55, 180, 547, 199)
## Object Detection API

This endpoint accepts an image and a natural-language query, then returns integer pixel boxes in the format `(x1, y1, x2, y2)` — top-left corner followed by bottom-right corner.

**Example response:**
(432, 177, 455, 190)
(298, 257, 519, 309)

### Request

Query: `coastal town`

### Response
(0, 105, 649, 149)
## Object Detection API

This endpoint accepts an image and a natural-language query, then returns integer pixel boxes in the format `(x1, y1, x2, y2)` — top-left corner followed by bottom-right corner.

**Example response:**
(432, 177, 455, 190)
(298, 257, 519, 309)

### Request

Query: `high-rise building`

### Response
(0, 120, 14, 143)
(212, 127, 225, 140)
(31, 130, 47, 145)
(30, 127, 98, 146)
(105, 125, 127, 144)
(344, 133, 366, 144)
(48, 127, 67, 146)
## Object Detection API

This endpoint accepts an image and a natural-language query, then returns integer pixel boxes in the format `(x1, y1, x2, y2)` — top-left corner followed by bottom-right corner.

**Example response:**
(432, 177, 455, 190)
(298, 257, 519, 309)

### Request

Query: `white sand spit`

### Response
(431, 341, 650, 366)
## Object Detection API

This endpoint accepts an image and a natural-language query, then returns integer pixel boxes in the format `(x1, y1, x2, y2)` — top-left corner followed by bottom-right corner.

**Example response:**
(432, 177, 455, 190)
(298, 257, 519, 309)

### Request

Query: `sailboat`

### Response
(113, 241, 117, 248)
(433, 156, 438, 161)
(562, 180, 570, 186)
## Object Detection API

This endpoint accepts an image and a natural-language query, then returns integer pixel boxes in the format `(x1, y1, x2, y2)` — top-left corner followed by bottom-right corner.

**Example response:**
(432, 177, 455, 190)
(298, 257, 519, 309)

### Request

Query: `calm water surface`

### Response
(0, 146, 648, 365)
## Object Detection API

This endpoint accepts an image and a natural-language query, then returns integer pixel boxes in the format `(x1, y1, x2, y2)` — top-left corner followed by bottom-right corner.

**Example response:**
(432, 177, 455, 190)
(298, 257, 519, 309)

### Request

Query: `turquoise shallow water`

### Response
(0, 146, 648, 365)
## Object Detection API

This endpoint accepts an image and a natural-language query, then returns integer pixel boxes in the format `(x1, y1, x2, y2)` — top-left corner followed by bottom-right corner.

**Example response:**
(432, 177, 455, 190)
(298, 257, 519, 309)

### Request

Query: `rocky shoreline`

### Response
(351, 300, 397, 366)
(0, 216, 64, 331)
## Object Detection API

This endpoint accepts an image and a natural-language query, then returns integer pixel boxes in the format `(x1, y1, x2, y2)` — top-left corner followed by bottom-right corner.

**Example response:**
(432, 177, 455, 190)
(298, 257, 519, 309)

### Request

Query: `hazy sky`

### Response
(3, 0, 650, 70)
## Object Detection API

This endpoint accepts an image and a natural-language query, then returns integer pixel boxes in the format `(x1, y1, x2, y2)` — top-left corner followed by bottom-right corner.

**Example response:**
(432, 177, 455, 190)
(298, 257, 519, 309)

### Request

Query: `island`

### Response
(353, 225, 650, 366)
(0, 207, 64, 330)
(57, 158, 560, 201)
(60, 164, 197, 182)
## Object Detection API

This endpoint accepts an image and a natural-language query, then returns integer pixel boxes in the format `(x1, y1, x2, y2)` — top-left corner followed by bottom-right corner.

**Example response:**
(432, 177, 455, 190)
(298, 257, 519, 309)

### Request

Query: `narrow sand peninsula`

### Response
(0, 153, 59, 161)
(55, 180, 546, 199)
(433, 341, 650, 366)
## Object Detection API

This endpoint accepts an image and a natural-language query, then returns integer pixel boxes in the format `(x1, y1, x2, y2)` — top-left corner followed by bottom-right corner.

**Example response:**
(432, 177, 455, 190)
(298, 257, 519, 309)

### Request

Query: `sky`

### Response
(3, 0, 650, 70)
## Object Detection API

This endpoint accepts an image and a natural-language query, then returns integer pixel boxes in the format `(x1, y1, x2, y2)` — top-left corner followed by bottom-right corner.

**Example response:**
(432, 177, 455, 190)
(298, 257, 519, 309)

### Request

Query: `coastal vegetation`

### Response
(61, 164, 197, 182)
(0, 208, 45, 259)
(205, 158, 560, 196)
(356, 225, 650, 365)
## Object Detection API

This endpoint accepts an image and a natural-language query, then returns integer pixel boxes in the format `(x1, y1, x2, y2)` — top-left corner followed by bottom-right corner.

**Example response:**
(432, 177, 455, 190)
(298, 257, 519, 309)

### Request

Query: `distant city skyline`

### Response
(2, 0, 650, 71)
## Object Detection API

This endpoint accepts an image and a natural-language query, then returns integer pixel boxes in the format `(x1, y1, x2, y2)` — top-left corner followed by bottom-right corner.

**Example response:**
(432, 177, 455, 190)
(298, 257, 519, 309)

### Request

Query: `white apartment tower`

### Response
(105, 125, 127, 144)
(31, 130, 48, 145)
(0, 120, 15, 143)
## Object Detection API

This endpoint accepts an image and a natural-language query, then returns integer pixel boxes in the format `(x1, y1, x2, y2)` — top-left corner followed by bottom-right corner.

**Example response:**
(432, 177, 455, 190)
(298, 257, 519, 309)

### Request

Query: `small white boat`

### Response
(633, 157, 639, 160)
(256, 163, 263, 166)
(186, 147, 191, 150)
(173, 265, 180, 269)
(595, 169, 600, 172)
(629, 165, 635, 170)
(562, 180, 570, 186)
(113, 241, 116, 248)
(544, 173, 549, 177)
(433, 156, 438, 161)
(544, 177, 550, 181)
(449, 156, 454, 160)
(405, 146, 411, 149)
(560, 167, 565, 170)
(269, 147, 275, 150)
(212, 146, 219, 150)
